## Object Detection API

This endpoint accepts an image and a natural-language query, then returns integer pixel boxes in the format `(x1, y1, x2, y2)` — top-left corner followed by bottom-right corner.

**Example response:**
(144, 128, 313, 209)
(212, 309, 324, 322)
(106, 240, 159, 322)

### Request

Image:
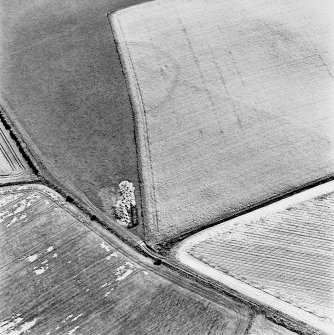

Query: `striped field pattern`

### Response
(0, 121, 34, 183)
(0, 184, 250, 335)
(184, 189, 334, 328)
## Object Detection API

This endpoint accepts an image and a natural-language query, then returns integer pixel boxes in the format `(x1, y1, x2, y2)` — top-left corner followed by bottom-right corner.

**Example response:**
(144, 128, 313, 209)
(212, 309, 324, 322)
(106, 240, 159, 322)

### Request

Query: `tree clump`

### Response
(113, 181, 136, 227)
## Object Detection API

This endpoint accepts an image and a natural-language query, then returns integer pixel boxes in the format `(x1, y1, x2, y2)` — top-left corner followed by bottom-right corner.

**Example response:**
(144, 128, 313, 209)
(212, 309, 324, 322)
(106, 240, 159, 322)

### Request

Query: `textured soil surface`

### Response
(0, 122, 34, 183)
(112, 0, 334, 243)
(0, 0, 150, 225)
(177, 183, 334, 333)
(0, 184, 250, 335)
(248, 315, 297, 335)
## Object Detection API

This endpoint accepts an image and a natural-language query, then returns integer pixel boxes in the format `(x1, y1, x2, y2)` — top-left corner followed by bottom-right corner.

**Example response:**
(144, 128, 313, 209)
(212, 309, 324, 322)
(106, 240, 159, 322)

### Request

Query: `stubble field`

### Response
(0, 184, 251, 335)
(176, 183, 334, 333)
(112, 0, 334, 244)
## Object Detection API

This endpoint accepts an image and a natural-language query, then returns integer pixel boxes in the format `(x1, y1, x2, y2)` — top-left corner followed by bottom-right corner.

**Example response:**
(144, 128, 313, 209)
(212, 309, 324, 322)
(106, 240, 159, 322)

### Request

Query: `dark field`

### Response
(0, 184, 251, 334)
(0, 0, 149, 224)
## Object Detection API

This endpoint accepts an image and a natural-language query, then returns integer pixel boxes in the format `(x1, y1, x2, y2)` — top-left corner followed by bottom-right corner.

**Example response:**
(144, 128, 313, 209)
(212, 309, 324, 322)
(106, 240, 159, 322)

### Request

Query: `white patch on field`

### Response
(85, 288, 90, 292)
(6, 212, 27, 228)
(13, 200, 26, 214)
(68, 326, 79, 334)
(8, 216, 18, 226)
(116, 269, 134, 281)
(62, 315, 73, 323)
(72, 314, 83, 322)
(34, 264, 48, 275)
(0, 316, 38, 335)
(0, 317, 23, 333)
(52, 253, 58, 258)
(41, 260, 48, 264)
(0, 193, 23, 207)
(100, 241, 111, 252)
(143, 271, 148, 275)
(17, 318, 38, 334)
(104, 289, 114, 297)
(101, 283, 108, 288)
(105, 252, 117, 260)
(26, 254, 38, 262)
(46, 246, 54, 252)
(115, 263, 135, 281)
(68, 261, 72, 263)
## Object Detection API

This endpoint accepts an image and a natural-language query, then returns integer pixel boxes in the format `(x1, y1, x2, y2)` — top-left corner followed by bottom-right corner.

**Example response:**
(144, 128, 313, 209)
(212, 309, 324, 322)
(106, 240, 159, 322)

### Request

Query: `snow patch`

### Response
(26, 254, 38, 262)
(34, 264, 48, 275)
(100, 241, 111, 252)
(116, 269, 134, 281)
(46, 246, 54, 252)
(104, 290, 114, 297)
(72, 314, 83, 322)
(105, 252, 117, 260)
(0, 316, 38, 335)
(68, 326, 80, 334)
(13, 200, 26, 214)
(52, 253, 58, 258)
(114, 262, 136, 281)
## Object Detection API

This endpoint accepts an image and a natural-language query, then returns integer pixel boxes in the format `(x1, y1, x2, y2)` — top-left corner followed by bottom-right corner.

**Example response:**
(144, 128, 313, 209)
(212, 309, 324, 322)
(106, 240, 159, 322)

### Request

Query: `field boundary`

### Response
(109, 6, 334, 248)
(109, 14, 160, 245)
(0, 98, 327, 335)
(175, 181, 334, 334)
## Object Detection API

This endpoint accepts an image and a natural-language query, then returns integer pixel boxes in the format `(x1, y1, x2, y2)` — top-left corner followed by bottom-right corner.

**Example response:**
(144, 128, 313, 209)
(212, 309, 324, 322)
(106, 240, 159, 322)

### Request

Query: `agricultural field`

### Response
(0, 122, 34, 183)
(111, 0, 334, 243)
(0, 0, 151, 227)
(176, 182, 334, 334)
(0, 184, 251, 335)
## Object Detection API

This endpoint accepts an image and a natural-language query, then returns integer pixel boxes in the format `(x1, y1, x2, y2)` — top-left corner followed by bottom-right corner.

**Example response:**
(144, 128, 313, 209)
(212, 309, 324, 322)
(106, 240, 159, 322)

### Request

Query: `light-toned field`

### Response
(111, 0, 334, 243)
(176, 182, 334, 334)
(0, 184, 250, 335)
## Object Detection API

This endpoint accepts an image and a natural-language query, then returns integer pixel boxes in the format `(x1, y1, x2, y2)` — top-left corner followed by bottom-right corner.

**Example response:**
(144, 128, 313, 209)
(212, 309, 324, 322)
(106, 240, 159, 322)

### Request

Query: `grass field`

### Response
(0, 184, 251, 335)
(0, 0, 152, 230)
(176, 182, 334, 333)
(112, 0, 334, 243)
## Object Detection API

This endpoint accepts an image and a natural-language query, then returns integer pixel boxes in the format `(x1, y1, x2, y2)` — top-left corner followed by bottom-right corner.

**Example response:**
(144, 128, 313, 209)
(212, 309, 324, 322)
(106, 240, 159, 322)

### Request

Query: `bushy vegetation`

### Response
(114, 181, 136, 226)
